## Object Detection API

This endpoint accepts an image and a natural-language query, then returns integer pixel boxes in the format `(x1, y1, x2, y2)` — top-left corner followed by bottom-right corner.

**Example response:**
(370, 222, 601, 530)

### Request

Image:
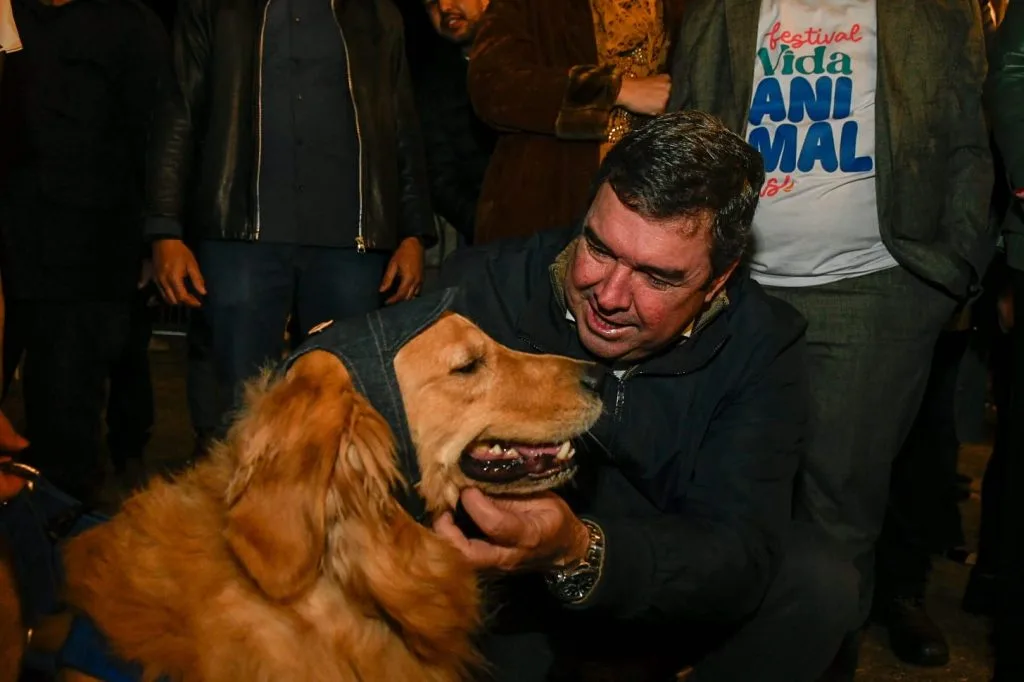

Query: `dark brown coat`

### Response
(468, 0, 685, 245)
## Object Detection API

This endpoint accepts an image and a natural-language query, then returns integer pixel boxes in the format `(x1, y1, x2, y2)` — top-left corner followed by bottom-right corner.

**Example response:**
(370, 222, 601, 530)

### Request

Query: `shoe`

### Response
(882, 596, 950, 667)
(963, 569, 997, 616)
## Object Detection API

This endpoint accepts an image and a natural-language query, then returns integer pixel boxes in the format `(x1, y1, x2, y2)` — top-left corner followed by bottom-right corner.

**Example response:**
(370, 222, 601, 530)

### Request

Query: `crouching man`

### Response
(435, 110, 858, 682)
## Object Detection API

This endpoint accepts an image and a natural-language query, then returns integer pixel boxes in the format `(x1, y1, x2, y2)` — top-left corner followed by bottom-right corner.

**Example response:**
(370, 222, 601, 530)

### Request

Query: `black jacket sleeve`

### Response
(416, 86, 478, 241)
(144, 0, 211, 241)
(389, 15, 437, 247)
(121, 6, 172, 218)
(578, 337, 806, 624)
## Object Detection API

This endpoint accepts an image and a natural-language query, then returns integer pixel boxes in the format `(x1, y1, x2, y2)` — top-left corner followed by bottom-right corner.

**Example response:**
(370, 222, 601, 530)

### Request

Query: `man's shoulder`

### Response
(441, 229, 574, 287)
(724, 273, 808, 360)
(436, 229, 575, 318)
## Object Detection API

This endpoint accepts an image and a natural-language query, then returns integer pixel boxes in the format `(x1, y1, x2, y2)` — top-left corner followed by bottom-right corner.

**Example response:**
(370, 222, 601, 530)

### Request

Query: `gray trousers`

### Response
(764, 266, 956, 621)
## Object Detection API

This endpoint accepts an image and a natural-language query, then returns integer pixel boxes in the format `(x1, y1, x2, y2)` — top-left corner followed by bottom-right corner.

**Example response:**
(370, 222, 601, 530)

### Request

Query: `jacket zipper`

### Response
(613, 366, 639, 419)
(518, 331, 729, 419)
(253, 0, 271, 240)
(613, 336, 730, 418)
(330, 0, 366, 253)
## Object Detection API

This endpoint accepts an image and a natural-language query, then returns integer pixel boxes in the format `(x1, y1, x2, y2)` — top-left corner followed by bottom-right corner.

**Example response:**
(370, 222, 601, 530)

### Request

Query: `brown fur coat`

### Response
(468, 0, 685, 244)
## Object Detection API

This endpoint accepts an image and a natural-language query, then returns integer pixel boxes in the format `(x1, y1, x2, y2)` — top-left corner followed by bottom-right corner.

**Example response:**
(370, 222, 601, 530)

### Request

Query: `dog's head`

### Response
(394, 313, 605, 508)
(219, 311, 602, 605)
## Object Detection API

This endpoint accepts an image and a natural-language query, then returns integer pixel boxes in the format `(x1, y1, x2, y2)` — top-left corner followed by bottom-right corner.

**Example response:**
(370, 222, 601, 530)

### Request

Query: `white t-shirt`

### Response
(745, 0, 896, 287)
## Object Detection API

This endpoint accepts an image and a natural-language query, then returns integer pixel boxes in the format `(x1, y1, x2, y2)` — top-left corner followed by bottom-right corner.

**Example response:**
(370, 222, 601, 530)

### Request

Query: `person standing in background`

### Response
(467, 0, 684, 245)
(0, 0, 168, 506)
(147, 0, 436, 434)
(669, 1, 993, 677)
(415, 0, 496, 247)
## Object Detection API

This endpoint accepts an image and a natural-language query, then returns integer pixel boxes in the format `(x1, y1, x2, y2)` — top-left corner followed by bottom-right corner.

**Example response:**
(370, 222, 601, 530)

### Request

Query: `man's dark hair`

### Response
(590, 110, 765, 279)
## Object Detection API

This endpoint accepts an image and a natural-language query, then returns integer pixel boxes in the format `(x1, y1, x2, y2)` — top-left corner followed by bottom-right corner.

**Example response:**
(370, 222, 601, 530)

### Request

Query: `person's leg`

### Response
(992, 266, 1024, 680)
(105, 288, 155, 474)
(184, 306, 227, 460)
(19, 301, 131, 505)
(293, 246, 389, 336)
(196, 240, 295, 434)
(764, 267, 956, 621)
(475, 631, 557, 682)
(689, 522, 859, 682)
(873, 330, 968, 665)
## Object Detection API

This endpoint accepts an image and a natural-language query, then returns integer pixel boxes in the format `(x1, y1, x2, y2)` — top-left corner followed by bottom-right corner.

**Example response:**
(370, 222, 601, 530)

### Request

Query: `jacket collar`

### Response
(516, 238, 734, 377)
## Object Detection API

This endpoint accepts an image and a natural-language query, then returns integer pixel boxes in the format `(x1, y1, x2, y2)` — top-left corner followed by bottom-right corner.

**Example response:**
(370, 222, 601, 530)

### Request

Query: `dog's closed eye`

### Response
(450, 356, 484, 375)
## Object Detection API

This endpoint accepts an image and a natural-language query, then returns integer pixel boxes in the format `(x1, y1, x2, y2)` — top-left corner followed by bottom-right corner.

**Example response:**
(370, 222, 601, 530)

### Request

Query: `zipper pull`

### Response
(355, 235, 367, 253)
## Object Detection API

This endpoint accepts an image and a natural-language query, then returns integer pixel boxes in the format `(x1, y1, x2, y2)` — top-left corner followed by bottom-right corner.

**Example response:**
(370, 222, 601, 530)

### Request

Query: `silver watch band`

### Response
(544, 518, 605, 604)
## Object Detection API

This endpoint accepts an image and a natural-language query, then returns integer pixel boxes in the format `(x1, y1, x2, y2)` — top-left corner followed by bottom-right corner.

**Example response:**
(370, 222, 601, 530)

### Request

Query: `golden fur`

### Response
(38, 313, 602, 682)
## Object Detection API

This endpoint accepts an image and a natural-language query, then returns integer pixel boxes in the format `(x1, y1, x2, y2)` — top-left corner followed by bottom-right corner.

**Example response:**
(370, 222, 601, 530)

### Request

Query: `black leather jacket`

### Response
(144, 0, 435, 250)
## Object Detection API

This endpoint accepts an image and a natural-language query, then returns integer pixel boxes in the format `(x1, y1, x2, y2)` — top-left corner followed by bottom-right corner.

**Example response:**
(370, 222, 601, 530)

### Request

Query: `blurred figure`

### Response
(0, 0, 167, 506)
(983, 3, 1024, 677)
(416, 0, 496, 247)
(467, 0, 685, 244)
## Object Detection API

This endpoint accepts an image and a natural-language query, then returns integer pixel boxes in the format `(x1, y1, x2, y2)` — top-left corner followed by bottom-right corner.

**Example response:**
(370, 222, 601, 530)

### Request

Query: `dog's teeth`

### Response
(489, 444, 503, 455)
(556, 441, 572, 460)
(506, 447, 520, 458)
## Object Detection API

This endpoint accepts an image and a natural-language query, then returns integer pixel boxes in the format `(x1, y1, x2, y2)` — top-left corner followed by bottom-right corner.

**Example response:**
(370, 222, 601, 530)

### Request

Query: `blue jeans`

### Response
(197, 240, 389, 431)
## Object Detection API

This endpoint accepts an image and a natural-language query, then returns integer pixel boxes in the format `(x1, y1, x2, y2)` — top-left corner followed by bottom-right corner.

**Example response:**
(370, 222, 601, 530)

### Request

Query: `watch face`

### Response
(558, 572, 597, 603)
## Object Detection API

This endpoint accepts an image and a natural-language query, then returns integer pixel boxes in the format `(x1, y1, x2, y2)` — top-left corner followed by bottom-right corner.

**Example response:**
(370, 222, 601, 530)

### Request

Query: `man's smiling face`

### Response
(565, 183, 735, 363)
(425, 0, 488, 44)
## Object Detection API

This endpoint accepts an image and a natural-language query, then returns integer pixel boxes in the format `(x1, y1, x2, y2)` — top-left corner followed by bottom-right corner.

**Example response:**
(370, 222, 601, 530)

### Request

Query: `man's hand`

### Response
(432, 488, 591, 573)
(0, 412, 27, 455)
(0, 456, 27, 501)
(380, 237, 424, 305)
(153, 239, 206, 307)
(615, 74, 672, 116)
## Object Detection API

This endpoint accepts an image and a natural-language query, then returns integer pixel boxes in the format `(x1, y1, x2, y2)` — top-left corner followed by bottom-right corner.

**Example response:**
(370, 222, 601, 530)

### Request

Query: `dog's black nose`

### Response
(580, 364, 606, 394)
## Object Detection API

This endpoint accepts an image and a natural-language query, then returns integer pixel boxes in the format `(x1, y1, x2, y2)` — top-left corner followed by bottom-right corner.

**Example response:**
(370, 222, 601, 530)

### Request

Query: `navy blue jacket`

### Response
(437, 228, 808, 626)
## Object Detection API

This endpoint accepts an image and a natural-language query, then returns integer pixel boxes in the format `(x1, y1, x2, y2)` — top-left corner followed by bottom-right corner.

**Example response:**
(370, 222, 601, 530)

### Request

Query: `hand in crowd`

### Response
(153, 239, 207, 308)
(0, 411, 27, 456)
(380, 236, 424, 305)
(0, 458, 26, 502)
(432, 487, 590, 573)
(615, 74, 672, 117)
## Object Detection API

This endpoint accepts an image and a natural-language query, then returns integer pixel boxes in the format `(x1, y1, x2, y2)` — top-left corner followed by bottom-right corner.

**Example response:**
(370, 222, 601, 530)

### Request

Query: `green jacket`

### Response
(669, 0, 994, 300)
(988, 1, 1024, 271)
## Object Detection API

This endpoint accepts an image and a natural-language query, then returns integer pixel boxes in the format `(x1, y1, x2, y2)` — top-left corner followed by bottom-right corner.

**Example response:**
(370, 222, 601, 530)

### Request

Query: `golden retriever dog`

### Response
(29, 309, 603, 682)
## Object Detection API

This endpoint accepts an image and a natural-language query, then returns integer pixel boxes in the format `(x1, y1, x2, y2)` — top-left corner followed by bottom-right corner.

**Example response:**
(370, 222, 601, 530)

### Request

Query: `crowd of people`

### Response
(1, 0, 1023, 680)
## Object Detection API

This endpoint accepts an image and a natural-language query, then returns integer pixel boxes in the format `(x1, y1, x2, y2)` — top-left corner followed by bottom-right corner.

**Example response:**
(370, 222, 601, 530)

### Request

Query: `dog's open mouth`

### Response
(459, 441, 576, 484)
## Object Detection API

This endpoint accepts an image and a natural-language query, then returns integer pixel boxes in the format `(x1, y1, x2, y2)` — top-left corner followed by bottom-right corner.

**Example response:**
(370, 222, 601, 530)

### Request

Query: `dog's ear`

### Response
(223, 352, 356, 602)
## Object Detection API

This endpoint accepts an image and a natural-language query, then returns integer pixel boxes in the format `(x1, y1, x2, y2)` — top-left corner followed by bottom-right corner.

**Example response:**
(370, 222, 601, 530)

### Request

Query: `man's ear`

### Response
(223, 352, 352, 602)
(704, 259, 739, 303)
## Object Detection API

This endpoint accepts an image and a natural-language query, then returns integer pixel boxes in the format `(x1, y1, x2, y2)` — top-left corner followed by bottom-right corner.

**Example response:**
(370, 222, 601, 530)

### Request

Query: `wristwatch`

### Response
(544, 518, 605, 604)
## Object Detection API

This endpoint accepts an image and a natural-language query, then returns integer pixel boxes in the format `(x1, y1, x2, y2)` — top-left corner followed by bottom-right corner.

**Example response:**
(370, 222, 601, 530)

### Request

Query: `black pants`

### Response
(991, 267, 1024, 679)
(478, 523, 859, 682)
(5, 299, 131, 504)
(105, 288, 155, 472)
(874, 330, 968, 604)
